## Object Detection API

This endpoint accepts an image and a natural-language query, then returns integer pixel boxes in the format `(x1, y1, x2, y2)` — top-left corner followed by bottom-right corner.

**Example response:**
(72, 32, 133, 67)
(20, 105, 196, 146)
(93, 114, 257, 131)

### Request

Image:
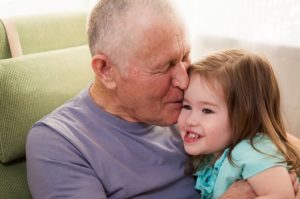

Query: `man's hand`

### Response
(296, 185, 300, 199)
(220, 173, 299, 199)
(290, 172, 300, 198)
(296, 187, 300, 199)
(220, 180, 256, 199)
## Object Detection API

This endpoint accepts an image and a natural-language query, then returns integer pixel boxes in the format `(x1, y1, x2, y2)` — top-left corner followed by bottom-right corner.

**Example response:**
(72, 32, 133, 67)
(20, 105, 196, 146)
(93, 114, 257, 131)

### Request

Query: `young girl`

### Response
(178, 49, 300, 199)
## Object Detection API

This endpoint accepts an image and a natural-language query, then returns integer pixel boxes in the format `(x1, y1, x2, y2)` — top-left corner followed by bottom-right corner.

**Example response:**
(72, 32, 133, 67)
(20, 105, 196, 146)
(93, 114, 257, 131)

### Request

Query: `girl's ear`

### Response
(91, 54, 117, 89)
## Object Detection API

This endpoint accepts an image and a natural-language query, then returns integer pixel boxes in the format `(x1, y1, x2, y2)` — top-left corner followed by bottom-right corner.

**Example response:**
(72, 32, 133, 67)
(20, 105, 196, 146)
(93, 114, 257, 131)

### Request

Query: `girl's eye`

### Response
(182, 104, 192, 110)
(202, 108, 214, 114)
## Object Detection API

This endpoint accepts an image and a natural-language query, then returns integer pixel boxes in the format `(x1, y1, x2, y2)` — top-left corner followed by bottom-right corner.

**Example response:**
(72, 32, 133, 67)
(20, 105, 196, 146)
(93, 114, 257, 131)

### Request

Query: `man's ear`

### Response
(91, 54, 117, 89)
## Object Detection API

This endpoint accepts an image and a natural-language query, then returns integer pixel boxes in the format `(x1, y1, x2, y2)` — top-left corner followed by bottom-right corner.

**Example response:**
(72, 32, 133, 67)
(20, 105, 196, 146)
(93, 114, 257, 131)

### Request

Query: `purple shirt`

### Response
(26, 87, 201, 199)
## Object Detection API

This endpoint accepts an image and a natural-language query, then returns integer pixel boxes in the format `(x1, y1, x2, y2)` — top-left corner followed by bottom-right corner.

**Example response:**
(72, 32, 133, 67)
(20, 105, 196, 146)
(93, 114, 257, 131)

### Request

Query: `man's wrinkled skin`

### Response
(221, 174, 300, 199)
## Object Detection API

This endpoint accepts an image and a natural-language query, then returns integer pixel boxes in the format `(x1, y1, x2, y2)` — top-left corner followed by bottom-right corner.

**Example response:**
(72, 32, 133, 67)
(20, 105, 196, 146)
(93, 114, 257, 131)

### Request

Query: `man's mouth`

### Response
(166, 100, 183, 109)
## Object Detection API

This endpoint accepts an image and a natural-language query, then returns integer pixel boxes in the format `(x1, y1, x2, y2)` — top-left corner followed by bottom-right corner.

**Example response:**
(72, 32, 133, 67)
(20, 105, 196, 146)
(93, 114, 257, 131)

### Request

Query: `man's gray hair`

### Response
(87, 0, 178, 65)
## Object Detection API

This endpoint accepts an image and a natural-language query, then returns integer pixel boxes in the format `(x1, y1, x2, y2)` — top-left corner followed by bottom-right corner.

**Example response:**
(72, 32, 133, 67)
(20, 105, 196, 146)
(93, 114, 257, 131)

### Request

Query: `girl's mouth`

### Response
(184, 131, 202, 143)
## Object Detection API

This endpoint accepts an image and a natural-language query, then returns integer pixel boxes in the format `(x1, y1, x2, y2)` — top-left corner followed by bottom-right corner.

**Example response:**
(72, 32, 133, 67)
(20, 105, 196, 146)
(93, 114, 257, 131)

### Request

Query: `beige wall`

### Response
(191, 35, 300, 138)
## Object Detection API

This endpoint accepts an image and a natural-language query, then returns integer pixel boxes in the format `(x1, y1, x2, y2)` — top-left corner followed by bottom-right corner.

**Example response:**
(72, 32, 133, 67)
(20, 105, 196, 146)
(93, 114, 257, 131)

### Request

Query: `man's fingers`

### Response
(296, 186, 300, 199)
(289, 171, 297, 183)
(294, 180, 299, 195)
(289, 171, 299, 195)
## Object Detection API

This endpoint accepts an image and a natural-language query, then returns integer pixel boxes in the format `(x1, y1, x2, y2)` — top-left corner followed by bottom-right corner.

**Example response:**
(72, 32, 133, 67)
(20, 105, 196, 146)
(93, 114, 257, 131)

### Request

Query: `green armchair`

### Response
(0, 45, 93, 198)
(0, 11, 88, 59)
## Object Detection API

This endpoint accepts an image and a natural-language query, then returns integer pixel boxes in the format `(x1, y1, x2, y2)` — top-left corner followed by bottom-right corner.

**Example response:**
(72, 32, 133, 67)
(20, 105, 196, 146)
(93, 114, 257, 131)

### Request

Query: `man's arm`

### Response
(26, 125, 106, 199)
(220, 181, 256, 199)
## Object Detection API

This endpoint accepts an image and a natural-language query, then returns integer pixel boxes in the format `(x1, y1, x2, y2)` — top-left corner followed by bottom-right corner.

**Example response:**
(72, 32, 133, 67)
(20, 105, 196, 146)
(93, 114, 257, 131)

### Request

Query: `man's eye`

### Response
(182, 105, 192, 110)
(182, 54, 190, 62)
(159, 61, 175, 73)
(202, 108, 214, 114)
(169, 61, 176, 68)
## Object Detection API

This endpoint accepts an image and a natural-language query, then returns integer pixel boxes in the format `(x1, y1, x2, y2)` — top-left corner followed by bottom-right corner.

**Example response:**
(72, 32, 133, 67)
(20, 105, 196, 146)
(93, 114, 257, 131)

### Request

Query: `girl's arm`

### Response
(247, 166, 295, 199)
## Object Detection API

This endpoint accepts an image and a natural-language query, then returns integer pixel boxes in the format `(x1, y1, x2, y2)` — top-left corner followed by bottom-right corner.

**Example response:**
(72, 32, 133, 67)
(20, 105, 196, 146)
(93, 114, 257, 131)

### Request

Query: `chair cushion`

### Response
(15, 11, 88, 55)
(0, 45, 93, 163)
(0, 11, 88, 59)
(0, 159, 31, 199)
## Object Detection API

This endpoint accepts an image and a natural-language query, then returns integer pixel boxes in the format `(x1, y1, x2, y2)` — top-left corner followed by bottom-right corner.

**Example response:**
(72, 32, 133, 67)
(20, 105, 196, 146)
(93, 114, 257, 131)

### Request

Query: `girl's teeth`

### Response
(187, 132, 200, 139)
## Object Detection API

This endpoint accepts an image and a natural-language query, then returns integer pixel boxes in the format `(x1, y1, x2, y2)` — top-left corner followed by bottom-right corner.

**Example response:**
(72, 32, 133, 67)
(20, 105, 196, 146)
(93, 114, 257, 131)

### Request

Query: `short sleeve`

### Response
(231, 134, 286, 180)
(26, 124, 106, 199)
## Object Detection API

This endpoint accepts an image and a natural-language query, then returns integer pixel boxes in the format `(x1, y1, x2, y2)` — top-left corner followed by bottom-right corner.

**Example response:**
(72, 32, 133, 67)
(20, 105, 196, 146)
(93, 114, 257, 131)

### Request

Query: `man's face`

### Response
(114, 17, 191, 126)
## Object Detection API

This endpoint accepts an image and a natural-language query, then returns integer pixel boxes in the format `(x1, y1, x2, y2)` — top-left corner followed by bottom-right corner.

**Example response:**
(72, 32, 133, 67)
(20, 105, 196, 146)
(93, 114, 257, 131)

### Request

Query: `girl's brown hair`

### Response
(186, 48, 300, 175)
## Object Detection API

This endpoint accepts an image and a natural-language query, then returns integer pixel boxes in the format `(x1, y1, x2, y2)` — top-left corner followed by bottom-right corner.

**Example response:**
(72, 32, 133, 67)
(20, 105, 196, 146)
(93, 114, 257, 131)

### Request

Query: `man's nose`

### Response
(172, 62, 189, 90)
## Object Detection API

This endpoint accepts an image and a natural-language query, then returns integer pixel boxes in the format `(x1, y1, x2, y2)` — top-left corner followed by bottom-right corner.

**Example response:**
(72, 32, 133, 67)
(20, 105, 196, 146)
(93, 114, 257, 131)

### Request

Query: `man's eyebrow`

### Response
(184, 51, 191, 56)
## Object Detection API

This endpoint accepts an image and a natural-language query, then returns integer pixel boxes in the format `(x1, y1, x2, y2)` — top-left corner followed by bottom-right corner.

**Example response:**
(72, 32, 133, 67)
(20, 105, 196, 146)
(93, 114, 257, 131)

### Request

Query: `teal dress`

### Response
(194, 134, 287, 199)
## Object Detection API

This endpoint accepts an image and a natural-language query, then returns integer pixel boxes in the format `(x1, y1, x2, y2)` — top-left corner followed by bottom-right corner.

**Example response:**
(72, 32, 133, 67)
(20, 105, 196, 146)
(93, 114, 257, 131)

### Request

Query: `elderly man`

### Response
(26, 0, 299, 198)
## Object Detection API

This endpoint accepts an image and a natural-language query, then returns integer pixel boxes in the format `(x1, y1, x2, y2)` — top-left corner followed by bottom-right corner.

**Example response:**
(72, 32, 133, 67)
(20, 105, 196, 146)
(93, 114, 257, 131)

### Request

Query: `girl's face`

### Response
(178, 74, 232, 156)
